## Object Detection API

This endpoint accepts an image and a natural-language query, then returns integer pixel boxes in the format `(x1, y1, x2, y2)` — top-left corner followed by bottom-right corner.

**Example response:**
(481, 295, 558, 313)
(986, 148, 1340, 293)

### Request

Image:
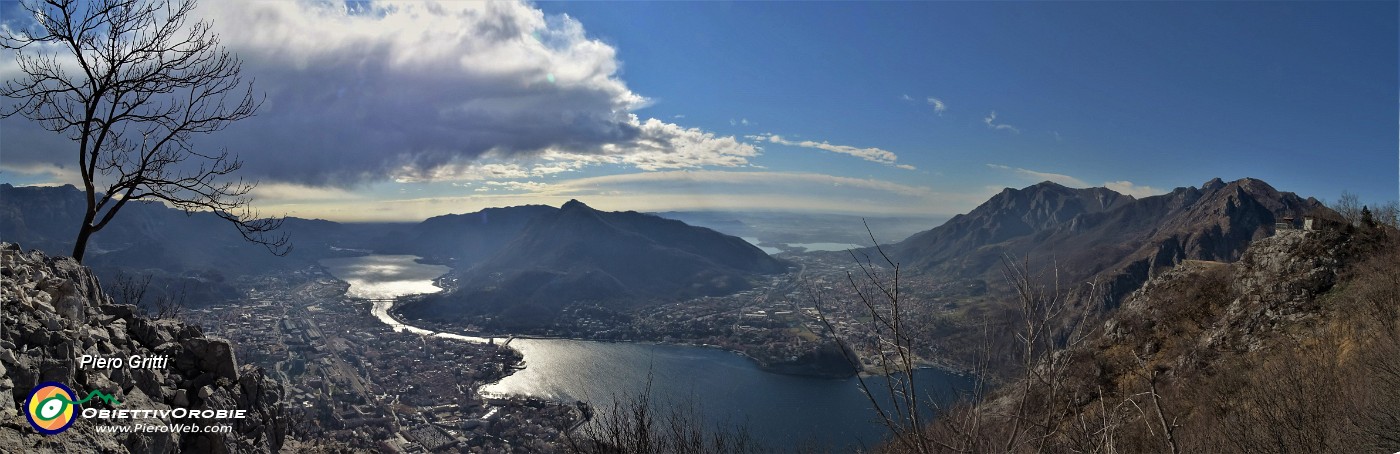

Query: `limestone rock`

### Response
(173, 388, 190, 407)
(183, 337, 240, 381)
(0, 243, 286, 453)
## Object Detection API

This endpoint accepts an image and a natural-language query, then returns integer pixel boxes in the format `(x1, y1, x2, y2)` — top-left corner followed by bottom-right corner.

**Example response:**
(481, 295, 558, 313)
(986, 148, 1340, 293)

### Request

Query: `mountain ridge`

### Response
(397, 199, 788, 329)
(890, 177, 1333, 304)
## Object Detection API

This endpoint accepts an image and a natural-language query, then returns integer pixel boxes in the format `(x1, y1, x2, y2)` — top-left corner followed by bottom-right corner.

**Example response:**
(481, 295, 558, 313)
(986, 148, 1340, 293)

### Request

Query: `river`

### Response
(319, 254, 972, 450)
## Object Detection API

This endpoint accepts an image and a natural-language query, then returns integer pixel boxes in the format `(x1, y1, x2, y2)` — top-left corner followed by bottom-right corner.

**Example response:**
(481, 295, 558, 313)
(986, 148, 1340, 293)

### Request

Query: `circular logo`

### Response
(25, 382, 78, 435)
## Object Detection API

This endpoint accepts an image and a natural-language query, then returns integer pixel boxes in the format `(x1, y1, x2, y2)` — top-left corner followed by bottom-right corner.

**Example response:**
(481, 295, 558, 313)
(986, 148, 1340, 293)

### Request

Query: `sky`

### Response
(1, 1, 1396, 222)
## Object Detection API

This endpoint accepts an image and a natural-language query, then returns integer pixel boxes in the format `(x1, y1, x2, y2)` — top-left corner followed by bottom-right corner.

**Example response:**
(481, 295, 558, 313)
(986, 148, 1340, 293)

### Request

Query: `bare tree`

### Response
(1, 0, 286, 262)
(1372, 201, 1399, 230)
(1329, 191, 1363, 226)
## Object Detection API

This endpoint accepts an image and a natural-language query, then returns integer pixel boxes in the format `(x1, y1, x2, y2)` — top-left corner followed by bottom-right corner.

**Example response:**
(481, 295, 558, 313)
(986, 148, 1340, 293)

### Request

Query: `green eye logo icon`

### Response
(26, 382, 77, 435)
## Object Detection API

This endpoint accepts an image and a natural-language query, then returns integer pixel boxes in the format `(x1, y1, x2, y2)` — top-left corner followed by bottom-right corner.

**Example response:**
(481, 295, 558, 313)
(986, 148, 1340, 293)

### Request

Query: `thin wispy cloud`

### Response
(555, 170, 934, 198)
(479, 181, 552, 192)
(1103, 181, 1164, 198)
(927, 97, 947, 115)
(988, 164, 1165, 198)
(987, 164, 1087, 187)
(984, 111, 1021, 134)
(0, 162, 83, 187)
(252, 169, 993, 221)
(249, 183, 361, 203)
(748, 134, 913, 170)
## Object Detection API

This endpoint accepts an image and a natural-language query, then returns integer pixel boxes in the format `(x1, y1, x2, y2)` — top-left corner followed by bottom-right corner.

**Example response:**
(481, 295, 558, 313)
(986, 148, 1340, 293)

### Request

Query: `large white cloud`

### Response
(0, 1, 757, 187)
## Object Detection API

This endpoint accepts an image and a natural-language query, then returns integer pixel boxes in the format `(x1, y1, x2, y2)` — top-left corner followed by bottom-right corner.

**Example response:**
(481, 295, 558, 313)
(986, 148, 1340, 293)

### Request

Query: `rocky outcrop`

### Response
(0, 243, 286, 453)
(1205, 229, 1342, 351)
(1107, 228, 1346, 362)
(953, 196, 1398, 454)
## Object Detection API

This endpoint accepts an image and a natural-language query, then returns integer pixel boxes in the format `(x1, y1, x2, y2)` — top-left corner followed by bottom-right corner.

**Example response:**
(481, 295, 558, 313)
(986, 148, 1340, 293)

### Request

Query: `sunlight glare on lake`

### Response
(319, 255, 449, 299)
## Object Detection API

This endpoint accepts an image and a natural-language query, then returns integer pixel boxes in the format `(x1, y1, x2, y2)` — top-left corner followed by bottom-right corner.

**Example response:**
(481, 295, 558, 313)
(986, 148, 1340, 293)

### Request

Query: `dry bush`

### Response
(563, 380, 762, 454)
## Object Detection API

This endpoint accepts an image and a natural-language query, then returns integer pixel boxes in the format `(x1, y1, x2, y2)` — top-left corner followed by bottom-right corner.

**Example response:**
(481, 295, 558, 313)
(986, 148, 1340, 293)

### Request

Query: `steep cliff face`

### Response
(0, 243, 286, 453)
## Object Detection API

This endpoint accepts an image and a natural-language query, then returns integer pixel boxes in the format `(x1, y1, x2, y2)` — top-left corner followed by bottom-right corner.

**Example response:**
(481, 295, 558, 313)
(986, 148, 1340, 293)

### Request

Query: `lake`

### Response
(788, 242, 866, 252)
(320, 254, 972, 450)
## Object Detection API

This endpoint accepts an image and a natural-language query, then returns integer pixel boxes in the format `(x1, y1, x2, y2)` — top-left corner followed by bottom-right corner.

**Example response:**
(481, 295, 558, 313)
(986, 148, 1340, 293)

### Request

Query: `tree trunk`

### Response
(72, 224, 93, 263)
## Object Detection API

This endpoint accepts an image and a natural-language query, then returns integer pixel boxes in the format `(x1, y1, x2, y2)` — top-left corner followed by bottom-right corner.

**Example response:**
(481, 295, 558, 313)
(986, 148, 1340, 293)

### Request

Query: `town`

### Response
(184, 268, 583, 453)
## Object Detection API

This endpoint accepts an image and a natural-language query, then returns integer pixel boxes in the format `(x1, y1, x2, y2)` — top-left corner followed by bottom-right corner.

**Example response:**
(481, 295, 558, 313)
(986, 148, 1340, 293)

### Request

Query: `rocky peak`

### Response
(1201, 177, 1226, 191)
(0, 243, 286, 453)
(560, 199, 591, 211)
(973, 181, 1132, 234)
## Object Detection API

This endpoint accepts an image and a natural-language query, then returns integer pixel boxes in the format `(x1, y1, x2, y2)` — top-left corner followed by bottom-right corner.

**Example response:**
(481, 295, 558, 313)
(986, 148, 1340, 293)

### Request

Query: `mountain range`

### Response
(1, 177, 1338, 329)
(889, 177, 1334, 305)
(0, 186, 788, 320)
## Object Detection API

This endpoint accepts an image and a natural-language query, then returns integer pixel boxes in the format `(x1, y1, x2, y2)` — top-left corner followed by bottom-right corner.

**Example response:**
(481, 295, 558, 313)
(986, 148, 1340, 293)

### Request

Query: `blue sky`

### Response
(1, 1, 1395, 221)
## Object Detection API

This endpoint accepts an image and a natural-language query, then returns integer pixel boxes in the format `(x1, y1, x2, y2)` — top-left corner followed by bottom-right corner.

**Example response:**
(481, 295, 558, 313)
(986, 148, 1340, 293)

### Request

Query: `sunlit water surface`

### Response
(788, 242, 866, 252)
(741, 237, 785, 255)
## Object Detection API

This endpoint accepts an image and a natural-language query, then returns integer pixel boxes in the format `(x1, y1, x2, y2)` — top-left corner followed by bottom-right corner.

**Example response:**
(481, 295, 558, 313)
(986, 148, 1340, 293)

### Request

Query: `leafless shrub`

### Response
(563, 376, 762, 454)
(110, 271, 153, 307)
(107, 270, 185, 320)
